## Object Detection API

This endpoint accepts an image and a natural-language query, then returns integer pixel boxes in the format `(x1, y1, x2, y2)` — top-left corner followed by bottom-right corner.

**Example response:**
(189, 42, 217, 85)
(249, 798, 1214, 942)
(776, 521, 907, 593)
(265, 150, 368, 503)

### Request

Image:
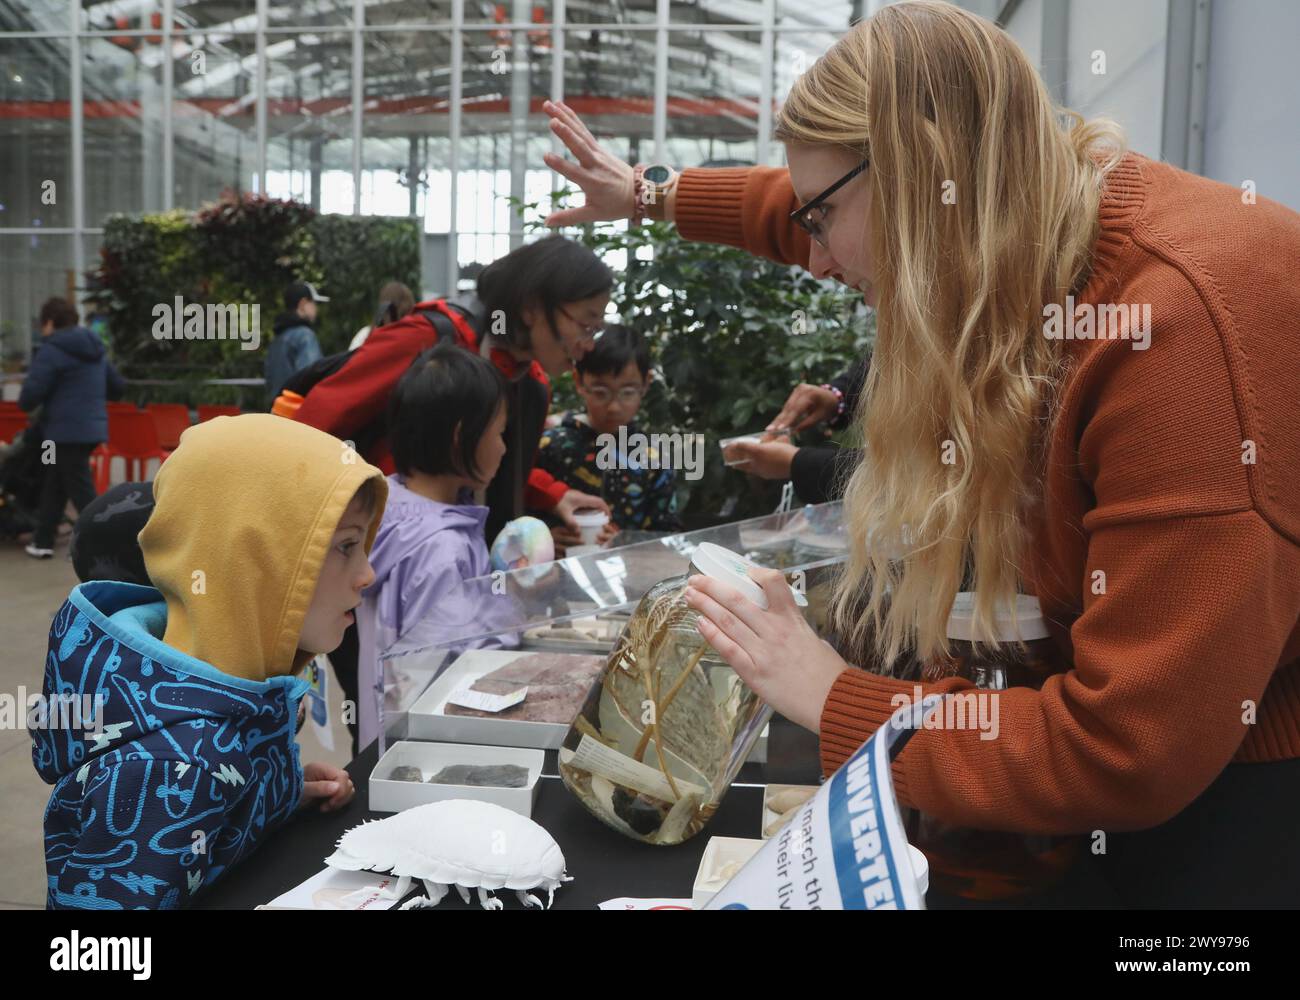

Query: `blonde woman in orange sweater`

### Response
(543, 1, 1300, 907)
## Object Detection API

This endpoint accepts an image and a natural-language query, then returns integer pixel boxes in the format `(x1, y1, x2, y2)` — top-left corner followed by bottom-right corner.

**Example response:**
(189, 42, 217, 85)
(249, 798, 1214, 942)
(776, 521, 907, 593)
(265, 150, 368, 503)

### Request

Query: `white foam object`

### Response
(325, 799, 572, 910)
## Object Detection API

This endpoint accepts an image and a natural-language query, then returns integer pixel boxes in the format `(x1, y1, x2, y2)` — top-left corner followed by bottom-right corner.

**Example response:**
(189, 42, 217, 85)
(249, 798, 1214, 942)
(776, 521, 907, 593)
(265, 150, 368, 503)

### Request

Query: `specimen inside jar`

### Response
(558, 575, 771, 846)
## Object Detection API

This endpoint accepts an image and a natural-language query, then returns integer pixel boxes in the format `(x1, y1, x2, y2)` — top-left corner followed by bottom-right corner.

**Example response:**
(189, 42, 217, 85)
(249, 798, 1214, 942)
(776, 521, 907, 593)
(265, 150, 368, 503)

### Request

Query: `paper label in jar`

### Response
(562, 733, 706, 802)
(703, 695, 943, 910)
(444, 685, 528, 714)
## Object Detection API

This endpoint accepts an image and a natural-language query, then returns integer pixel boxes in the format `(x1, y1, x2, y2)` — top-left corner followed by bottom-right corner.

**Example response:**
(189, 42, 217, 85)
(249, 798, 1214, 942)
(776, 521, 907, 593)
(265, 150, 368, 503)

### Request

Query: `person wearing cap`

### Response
(264, 281, 328, 405)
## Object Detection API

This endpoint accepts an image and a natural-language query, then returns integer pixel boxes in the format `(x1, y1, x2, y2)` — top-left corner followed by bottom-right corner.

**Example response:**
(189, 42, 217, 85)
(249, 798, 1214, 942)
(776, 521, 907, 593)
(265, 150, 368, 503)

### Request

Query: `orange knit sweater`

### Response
(675, 153, 1300, 835)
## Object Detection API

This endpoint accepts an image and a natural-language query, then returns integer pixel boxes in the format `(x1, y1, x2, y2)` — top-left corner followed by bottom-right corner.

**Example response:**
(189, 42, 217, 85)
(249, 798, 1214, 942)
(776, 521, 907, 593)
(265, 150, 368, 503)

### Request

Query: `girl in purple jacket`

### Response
(355, 343, 510, 750)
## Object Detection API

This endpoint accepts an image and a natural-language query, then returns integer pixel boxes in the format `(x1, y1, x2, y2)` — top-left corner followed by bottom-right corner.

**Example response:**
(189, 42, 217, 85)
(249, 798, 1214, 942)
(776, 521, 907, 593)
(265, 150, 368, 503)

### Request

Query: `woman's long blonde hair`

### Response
(774, 1, 1124, 666)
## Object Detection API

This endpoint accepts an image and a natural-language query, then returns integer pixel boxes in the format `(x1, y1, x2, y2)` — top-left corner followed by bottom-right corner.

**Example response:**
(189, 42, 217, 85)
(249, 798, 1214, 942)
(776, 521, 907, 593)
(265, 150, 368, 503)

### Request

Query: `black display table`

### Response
(194, 716, 826, 910)
(190, 712, 1129, 910)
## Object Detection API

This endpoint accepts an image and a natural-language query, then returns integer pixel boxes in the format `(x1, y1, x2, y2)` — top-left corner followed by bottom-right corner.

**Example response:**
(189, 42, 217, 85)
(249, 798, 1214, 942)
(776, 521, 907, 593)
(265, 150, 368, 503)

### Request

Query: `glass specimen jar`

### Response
(559, 543, 808, 845)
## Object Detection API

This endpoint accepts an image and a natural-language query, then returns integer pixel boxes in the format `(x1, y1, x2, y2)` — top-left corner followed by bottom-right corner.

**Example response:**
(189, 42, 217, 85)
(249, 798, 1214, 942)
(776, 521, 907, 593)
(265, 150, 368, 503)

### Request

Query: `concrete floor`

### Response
(0, 528, 354, 910)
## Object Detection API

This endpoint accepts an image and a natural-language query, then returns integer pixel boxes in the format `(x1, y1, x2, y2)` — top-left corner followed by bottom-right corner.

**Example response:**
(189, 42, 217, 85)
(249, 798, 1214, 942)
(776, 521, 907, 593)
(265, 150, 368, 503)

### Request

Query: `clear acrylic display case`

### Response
(375, 501, 849, 752)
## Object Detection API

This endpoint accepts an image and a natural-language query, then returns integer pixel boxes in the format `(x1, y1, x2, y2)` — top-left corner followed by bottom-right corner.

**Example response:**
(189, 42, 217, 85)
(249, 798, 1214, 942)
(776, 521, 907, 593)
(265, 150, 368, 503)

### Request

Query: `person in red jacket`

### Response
(294, 235, 613, 548)
(542, 2, 1300, 908)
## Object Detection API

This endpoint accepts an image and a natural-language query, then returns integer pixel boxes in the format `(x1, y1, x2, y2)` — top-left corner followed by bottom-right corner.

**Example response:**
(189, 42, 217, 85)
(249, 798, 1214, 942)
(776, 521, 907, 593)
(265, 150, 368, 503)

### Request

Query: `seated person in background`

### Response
(356, 343, 517, 751)
(536, 325, 683, 545)
(31, 414, 381, 909)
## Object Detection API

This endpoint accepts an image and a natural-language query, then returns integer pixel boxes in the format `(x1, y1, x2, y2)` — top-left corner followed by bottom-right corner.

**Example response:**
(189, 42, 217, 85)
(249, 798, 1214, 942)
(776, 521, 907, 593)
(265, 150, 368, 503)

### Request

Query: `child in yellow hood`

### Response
(30, 414, 388, 909)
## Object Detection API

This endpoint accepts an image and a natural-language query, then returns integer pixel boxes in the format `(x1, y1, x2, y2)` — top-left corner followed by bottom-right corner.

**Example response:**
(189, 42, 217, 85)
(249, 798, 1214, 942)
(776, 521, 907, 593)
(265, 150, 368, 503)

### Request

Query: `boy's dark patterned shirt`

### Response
(536, 412, 682, 531)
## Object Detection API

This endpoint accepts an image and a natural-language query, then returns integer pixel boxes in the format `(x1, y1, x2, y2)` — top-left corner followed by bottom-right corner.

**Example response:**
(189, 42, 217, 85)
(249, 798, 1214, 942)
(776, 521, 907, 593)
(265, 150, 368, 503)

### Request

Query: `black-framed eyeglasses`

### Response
(558, 305, 605, 343)
(790, 158, 869, 248)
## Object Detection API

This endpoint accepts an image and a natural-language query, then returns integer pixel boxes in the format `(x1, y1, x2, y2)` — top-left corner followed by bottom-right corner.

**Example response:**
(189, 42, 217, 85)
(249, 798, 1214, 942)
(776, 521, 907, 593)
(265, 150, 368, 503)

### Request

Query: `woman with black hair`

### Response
(294, 235, 615, 754)
(296, 234, 613, 545)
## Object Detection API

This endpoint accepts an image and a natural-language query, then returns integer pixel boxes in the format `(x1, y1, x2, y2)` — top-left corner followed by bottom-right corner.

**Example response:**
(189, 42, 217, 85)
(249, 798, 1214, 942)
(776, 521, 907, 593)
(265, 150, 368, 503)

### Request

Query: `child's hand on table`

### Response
(300, 761, 355, 813)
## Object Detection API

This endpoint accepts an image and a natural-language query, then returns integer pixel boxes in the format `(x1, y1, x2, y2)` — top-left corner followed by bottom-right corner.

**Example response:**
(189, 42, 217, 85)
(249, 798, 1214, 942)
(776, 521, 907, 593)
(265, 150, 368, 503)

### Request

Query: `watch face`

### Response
(643, 165, 671, 184)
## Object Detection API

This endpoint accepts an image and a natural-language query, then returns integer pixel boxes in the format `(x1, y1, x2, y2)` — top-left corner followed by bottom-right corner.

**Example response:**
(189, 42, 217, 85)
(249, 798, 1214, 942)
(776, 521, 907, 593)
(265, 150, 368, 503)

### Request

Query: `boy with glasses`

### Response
(535, 325, 682, 543)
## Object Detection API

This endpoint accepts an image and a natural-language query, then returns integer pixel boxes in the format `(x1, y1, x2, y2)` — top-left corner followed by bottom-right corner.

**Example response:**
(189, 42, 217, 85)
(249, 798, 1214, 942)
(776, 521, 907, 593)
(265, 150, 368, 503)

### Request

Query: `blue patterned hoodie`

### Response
(30, 414, 387, 909)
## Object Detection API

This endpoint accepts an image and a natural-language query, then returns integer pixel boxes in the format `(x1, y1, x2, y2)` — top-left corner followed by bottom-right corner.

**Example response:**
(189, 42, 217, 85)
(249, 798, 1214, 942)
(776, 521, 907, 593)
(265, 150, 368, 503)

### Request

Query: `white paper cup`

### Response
(573, 508, 609, 546)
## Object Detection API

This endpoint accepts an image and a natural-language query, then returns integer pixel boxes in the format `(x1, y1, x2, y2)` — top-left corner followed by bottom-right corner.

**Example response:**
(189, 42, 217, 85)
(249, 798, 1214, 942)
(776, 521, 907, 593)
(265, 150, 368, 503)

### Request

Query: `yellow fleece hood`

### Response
(139, 413, 388, 681)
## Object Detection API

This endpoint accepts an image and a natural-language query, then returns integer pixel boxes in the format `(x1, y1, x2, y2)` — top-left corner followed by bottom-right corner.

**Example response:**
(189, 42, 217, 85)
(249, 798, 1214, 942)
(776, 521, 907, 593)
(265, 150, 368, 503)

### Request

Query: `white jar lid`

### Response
(689, 541, 809, 611)
(945, 592, 1049, 641)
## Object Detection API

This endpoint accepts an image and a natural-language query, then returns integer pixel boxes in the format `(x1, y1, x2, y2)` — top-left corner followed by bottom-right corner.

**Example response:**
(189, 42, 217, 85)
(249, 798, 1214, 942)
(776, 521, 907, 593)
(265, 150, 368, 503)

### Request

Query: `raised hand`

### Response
(541, 100, 638, 227)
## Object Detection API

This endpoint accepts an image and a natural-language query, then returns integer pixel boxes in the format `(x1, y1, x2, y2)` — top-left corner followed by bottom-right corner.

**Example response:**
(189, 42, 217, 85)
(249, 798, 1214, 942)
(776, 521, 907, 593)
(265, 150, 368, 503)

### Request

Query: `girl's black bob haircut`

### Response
(476, 234, 613, 350)
(388, 342, 507, 481)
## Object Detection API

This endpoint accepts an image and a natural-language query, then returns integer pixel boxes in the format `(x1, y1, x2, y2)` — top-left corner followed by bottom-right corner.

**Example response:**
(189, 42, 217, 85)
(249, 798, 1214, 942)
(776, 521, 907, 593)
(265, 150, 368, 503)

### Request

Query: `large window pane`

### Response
(81, 1, 258, 32)
(360, 30, 452, 295)
(562, 25, 654, 165)
(771, 31, 846, 166)
(1066, 0, 1167, 158)
(0, 234, 75, 364)
(172, 31, 258, 207)
(264, 31, 354, 211)
(567, 1, 764, 26)
(775, 2, 856, 31)
(362, 1, 453, 27)
(0, 37, 74, 229)
(464, 0, 551, 26)
(666, 28, 761, 168)
(457, 28, 553, 281)
(172, 1, 258, 31)
(82, 33, 167, 222)
(267, 0, 354, 30)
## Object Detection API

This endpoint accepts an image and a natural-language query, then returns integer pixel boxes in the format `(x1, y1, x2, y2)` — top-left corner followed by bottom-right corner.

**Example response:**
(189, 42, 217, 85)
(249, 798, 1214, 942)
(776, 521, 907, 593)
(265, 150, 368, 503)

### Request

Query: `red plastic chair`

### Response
(196, 404, 241, 423)
(0, 411, 30, 446)
(146, 403, 192, 452)
(103, 409, 169, 483)
(90, 444, 111, 494)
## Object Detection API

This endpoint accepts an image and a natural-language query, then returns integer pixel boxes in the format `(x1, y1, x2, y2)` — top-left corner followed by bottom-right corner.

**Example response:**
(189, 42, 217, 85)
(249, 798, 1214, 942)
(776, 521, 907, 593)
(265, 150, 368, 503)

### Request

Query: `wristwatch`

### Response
(632, 163, 678, 221)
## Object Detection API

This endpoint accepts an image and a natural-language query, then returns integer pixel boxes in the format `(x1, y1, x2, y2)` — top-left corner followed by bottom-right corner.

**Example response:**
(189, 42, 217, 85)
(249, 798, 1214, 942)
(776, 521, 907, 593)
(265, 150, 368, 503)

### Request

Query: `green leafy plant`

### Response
(85, 190, 421, 405)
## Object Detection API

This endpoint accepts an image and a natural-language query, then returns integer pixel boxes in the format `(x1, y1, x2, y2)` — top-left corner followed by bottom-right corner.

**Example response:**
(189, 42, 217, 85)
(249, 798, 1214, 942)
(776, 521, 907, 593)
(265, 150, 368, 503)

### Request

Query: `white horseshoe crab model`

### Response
(325, 799, 572, 910)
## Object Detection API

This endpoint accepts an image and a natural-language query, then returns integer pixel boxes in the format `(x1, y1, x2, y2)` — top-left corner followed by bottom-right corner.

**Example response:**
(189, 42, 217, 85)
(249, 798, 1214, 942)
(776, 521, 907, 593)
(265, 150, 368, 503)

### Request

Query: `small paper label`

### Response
(563, 733, 705, 802)
(445, 685, 528, 713)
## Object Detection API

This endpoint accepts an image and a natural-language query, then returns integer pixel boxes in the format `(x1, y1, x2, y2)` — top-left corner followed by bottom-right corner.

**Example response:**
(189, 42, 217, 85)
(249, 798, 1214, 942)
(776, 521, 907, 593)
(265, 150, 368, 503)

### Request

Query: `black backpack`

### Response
(279, 300, 479, 456)
(280, 306, 462, 398)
